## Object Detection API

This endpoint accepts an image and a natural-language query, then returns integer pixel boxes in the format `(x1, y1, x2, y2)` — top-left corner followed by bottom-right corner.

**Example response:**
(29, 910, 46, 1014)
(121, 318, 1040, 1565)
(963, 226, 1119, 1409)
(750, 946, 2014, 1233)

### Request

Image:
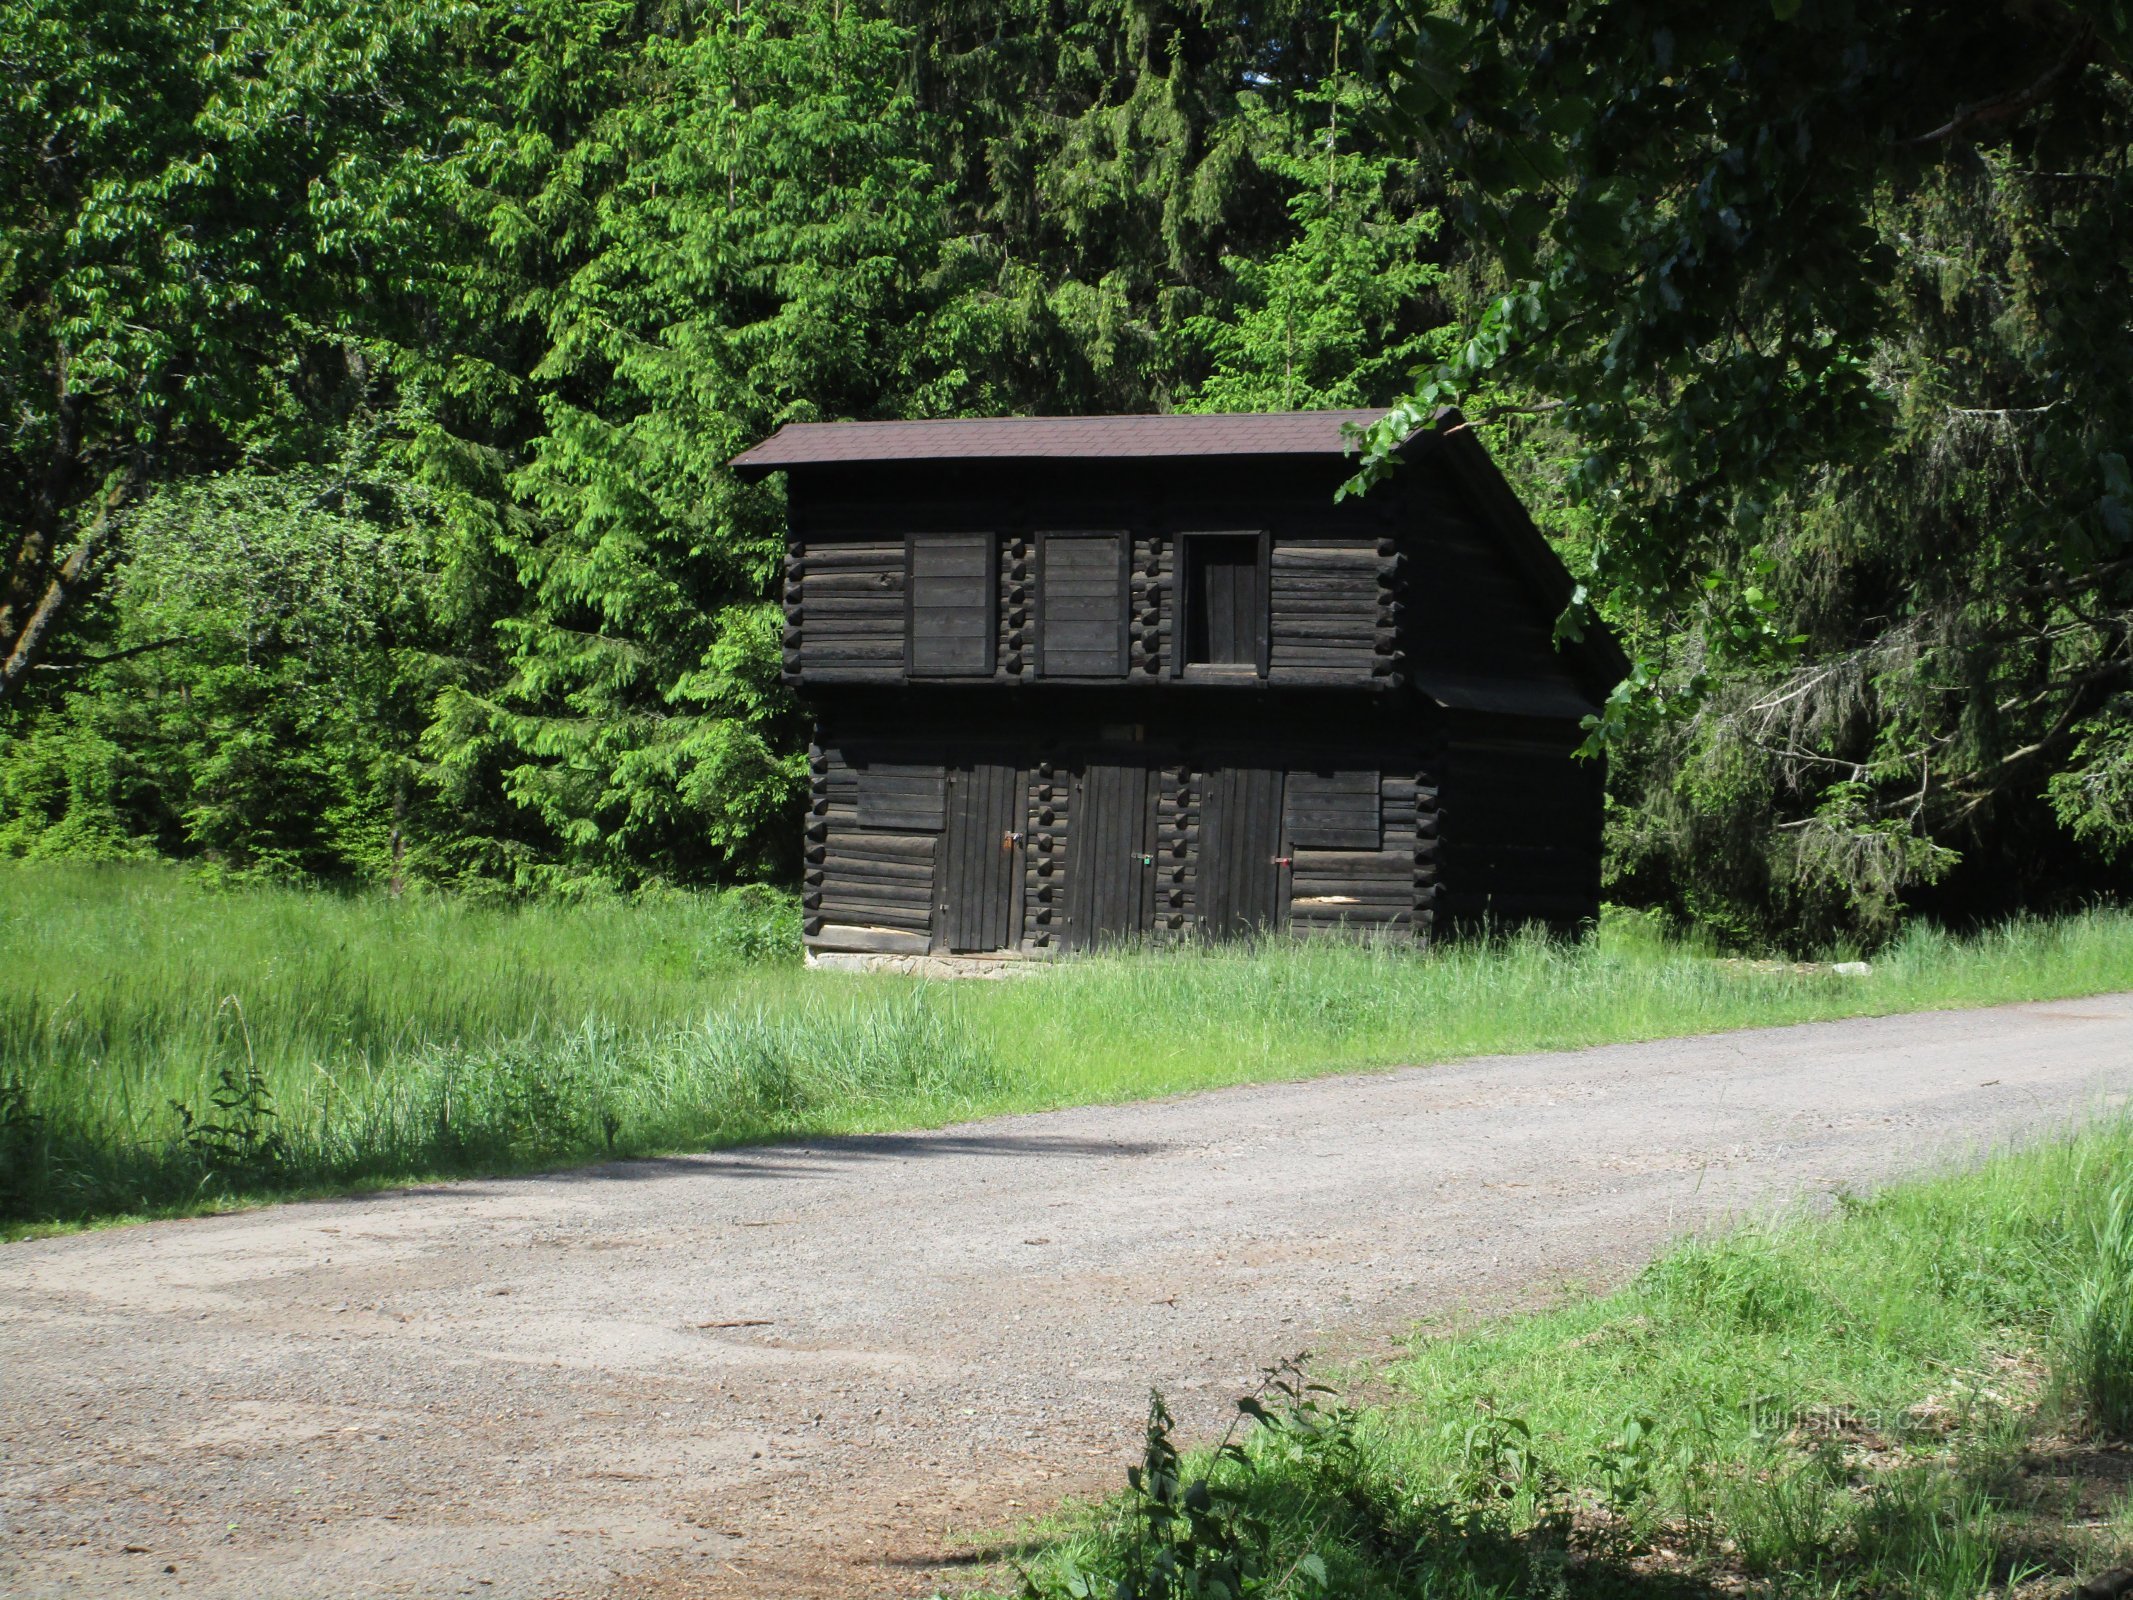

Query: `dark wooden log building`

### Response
(731, 408, 1628, 963)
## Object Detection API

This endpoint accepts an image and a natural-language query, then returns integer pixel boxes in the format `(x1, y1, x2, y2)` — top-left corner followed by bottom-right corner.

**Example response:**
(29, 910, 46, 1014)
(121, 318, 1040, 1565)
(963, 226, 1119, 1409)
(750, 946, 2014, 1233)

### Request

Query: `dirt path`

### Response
(5, 996, 2132, 1600)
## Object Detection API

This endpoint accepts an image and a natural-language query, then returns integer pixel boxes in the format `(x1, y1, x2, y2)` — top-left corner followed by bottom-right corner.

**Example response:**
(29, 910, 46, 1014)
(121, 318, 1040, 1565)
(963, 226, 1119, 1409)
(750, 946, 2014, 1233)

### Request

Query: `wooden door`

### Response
(1063, 760, 1152, 949)
(939, 761, 1023, 953)
(1198, 766, 1286, 939)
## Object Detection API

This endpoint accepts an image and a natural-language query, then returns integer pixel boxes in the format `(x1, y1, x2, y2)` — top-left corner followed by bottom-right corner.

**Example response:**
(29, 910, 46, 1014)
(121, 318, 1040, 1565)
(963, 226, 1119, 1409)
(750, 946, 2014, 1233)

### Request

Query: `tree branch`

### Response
(0, 474, 138, 700)
(1905, 23, 2093, 145)
(30, 634, 192, 672)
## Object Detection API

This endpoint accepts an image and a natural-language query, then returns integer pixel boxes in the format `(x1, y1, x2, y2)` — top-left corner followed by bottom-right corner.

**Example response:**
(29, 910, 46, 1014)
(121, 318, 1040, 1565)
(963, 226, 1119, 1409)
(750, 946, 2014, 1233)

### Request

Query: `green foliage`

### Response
(1012, 1118, 2133, 1600)
(1360, 0, 2133, 944)
(1178, 79, 1446, 414)
(171, 1054, 286, 1187)
(8, 0, 2133, 941)
(448, 0, 940, 886)
(0, 0, 468, 689)
(3, 0, 1432, 891)
(1, 422, 446, 878)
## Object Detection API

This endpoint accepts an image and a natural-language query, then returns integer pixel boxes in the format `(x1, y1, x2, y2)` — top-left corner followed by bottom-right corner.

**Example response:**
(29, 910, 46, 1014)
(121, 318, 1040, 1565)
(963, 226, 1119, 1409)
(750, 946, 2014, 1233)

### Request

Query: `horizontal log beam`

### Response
(806, 924, 933, 955)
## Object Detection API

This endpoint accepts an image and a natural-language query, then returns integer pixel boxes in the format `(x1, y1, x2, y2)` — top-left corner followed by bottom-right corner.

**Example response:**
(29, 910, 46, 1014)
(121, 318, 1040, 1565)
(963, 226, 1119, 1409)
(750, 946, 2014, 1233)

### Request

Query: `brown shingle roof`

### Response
(729, 409, 1392, 476)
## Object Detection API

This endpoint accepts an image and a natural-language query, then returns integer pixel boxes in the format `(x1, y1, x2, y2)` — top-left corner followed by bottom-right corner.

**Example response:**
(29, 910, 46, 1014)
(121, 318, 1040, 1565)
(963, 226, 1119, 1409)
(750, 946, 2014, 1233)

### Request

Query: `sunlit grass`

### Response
(5, 860, 2133, 1231)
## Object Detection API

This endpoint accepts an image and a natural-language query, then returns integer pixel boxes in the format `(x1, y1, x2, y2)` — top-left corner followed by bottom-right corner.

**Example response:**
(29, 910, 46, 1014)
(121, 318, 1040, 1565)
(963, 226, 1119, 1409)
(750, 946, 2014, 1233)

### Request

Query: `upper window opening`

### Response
(1183, 534, 1263, 667)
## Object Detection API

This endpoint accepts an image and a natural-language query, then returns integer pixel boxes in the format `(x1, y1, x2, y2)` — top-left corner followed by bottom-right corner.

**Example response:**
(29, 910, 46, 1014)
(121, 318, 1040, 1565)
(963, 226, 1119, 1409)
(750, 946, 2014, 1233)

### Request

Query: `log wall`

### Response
(802, 737, 940, 954)
(1023, 756, 1064, 951)
(1433, 718, 1602, 936)
(1266, 537, 1400, 686)
(783, 539, 906, 685)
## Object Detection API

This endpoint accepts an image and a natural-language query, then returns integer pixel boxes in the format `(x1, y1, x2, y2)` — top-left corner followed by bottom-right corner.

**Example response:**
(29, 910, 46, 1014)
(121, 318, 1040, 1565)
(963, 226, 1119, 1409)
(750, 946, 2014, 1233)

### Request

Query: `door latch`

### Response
(1272, 856, 1292, 867)
(1002, 830, 1024, 850)
(1136, 853, 1154, 866)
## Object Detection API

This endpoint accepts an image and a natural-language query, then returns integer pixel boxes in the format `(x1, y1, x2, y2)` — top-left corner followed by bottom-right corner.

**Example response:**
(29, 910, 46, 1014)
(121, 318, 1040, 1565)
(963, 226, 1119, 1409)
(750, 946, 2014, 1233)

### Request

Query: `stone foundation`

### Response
(802, 949, 1051, 980)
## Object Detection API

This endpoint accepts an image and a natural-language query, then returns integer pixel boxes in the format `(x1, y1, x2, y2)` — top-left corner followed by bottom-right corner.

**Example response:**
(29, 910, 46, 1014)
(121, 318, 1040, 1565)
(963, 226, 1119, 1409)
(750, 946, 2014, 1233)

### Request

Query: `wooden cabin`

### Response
(730, 408, 1628, 965)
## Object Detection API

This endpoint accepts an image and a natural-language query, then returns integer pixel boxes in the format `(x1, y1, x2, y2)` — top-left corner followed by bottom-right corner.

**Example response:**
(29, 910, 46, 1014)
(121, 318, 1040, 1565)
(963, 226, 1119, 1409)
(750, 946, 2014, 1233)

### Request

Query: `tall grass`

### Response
(2066, 1177, 2133, 1435)
(1010, 1119, 2133, 1600)
(6, 860, 2133, 1230)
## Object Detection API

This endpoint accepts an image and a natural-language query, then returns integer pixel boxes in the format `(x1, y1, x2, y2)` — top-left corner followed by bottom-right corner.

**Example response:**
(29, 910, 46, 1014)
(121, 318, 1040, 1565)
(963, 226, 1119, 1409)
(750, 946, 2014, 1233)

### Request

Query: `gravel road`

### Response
(4, 995, 2132, 1600)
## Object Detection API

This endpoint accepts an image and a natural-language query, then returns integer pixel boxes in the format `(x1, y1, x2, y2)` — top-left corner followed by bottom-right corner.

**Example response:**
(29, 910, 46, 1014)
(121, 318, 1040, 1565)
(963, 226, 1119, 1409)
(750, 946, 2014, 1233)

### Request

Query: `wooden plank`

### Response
(1267, 668, 1397, 687)
(818, 857, 936, 883)
(1290, 847, 1407, 873)
(1289, 883, 1413, 904)
(806, 924, 933, 955)
(1269, 583, 1380, 601)
(795, 551, 903, 570)
(1041, 596, 1121, 620)
(1270, 651, 1382, 667)
(911, 549, 990, 577)
(796, 577, 904, 595)
(820, 843, 936, 867)
(813, 885, 933, 914)
(1287, 812, 1384, 834)
(910, 531, 994, 678)
(794, 597, 906, 617)
(797, 621, 904, 639)
(812, 905, 935, 934)
(1271, 618, 1378, 639)
(1270, 547, 1381, 568)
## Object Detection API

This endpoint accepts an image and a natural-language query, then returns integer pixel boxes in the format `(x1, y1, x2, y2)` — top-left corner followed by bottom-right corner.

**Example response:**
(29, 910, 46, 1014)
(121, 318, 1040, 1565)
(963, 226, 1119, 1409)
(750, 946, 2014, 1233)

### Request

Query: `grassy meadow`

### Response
(7, 860, 2133, 1231)
(1004, 1118, 2133, 1600)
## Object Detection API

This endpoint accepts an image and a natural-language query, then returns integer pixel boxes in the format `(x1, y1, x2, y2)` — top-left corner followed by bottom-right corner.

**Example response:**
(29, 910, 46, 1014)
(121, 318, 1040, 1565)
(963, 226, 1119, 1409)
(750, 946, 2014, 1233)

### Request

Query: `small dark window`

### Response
(909, 534, 995, 676)
(1183, 534, 1264, 667)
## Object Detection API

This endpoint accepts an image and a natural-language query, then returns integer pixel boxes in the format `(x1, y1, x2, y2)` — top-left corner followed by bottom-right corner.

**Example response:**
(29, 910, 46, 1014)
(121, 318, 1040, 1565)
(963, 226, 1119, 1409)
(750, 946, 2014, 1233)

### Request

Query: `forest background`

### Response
(4, 0, 2130, 950)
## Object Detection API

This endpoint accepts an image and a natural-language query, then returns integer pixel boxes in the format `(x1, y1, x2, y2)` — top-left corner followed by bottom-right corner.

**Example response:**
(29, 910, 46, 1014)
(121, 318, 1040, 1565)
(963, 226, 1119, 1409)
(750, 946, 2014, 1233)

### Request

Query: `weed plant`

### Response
(8, 861, 2133, 1230)
(1012, 1119, 2133, 1600)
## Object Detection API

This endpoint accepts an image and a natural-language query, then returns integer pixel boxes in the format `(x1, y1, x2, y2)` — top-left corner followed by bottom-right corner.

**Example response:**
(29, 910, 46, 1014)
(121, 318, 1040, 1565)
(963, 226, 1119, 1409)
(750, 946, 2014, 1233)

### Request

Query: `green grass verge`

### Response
(1002, 1120, 2133, 1600)
(6, 860, 2133, 1232)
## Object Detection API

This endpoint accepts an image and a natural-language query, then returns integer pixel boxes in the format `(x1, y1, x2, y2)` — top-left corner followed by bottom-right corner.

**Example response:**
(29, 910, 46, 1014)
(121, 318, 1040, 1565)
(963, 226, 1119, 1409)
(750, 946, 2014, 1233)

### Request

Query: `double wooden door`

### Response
(936, 753, 1289, 952)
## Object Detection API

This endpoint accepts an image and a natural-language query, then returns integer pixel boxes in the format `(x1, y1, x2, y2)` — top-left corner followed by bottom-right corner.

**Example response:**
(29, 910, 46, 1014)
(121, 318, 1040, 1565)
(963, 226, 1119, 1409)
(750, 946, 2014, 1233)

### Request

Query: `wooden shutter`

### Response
(1285, 769, 1381, 849)
(909, 534, 995, 676)
(855, 763, 946, 831)
(1039, 531, 1127, 677)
